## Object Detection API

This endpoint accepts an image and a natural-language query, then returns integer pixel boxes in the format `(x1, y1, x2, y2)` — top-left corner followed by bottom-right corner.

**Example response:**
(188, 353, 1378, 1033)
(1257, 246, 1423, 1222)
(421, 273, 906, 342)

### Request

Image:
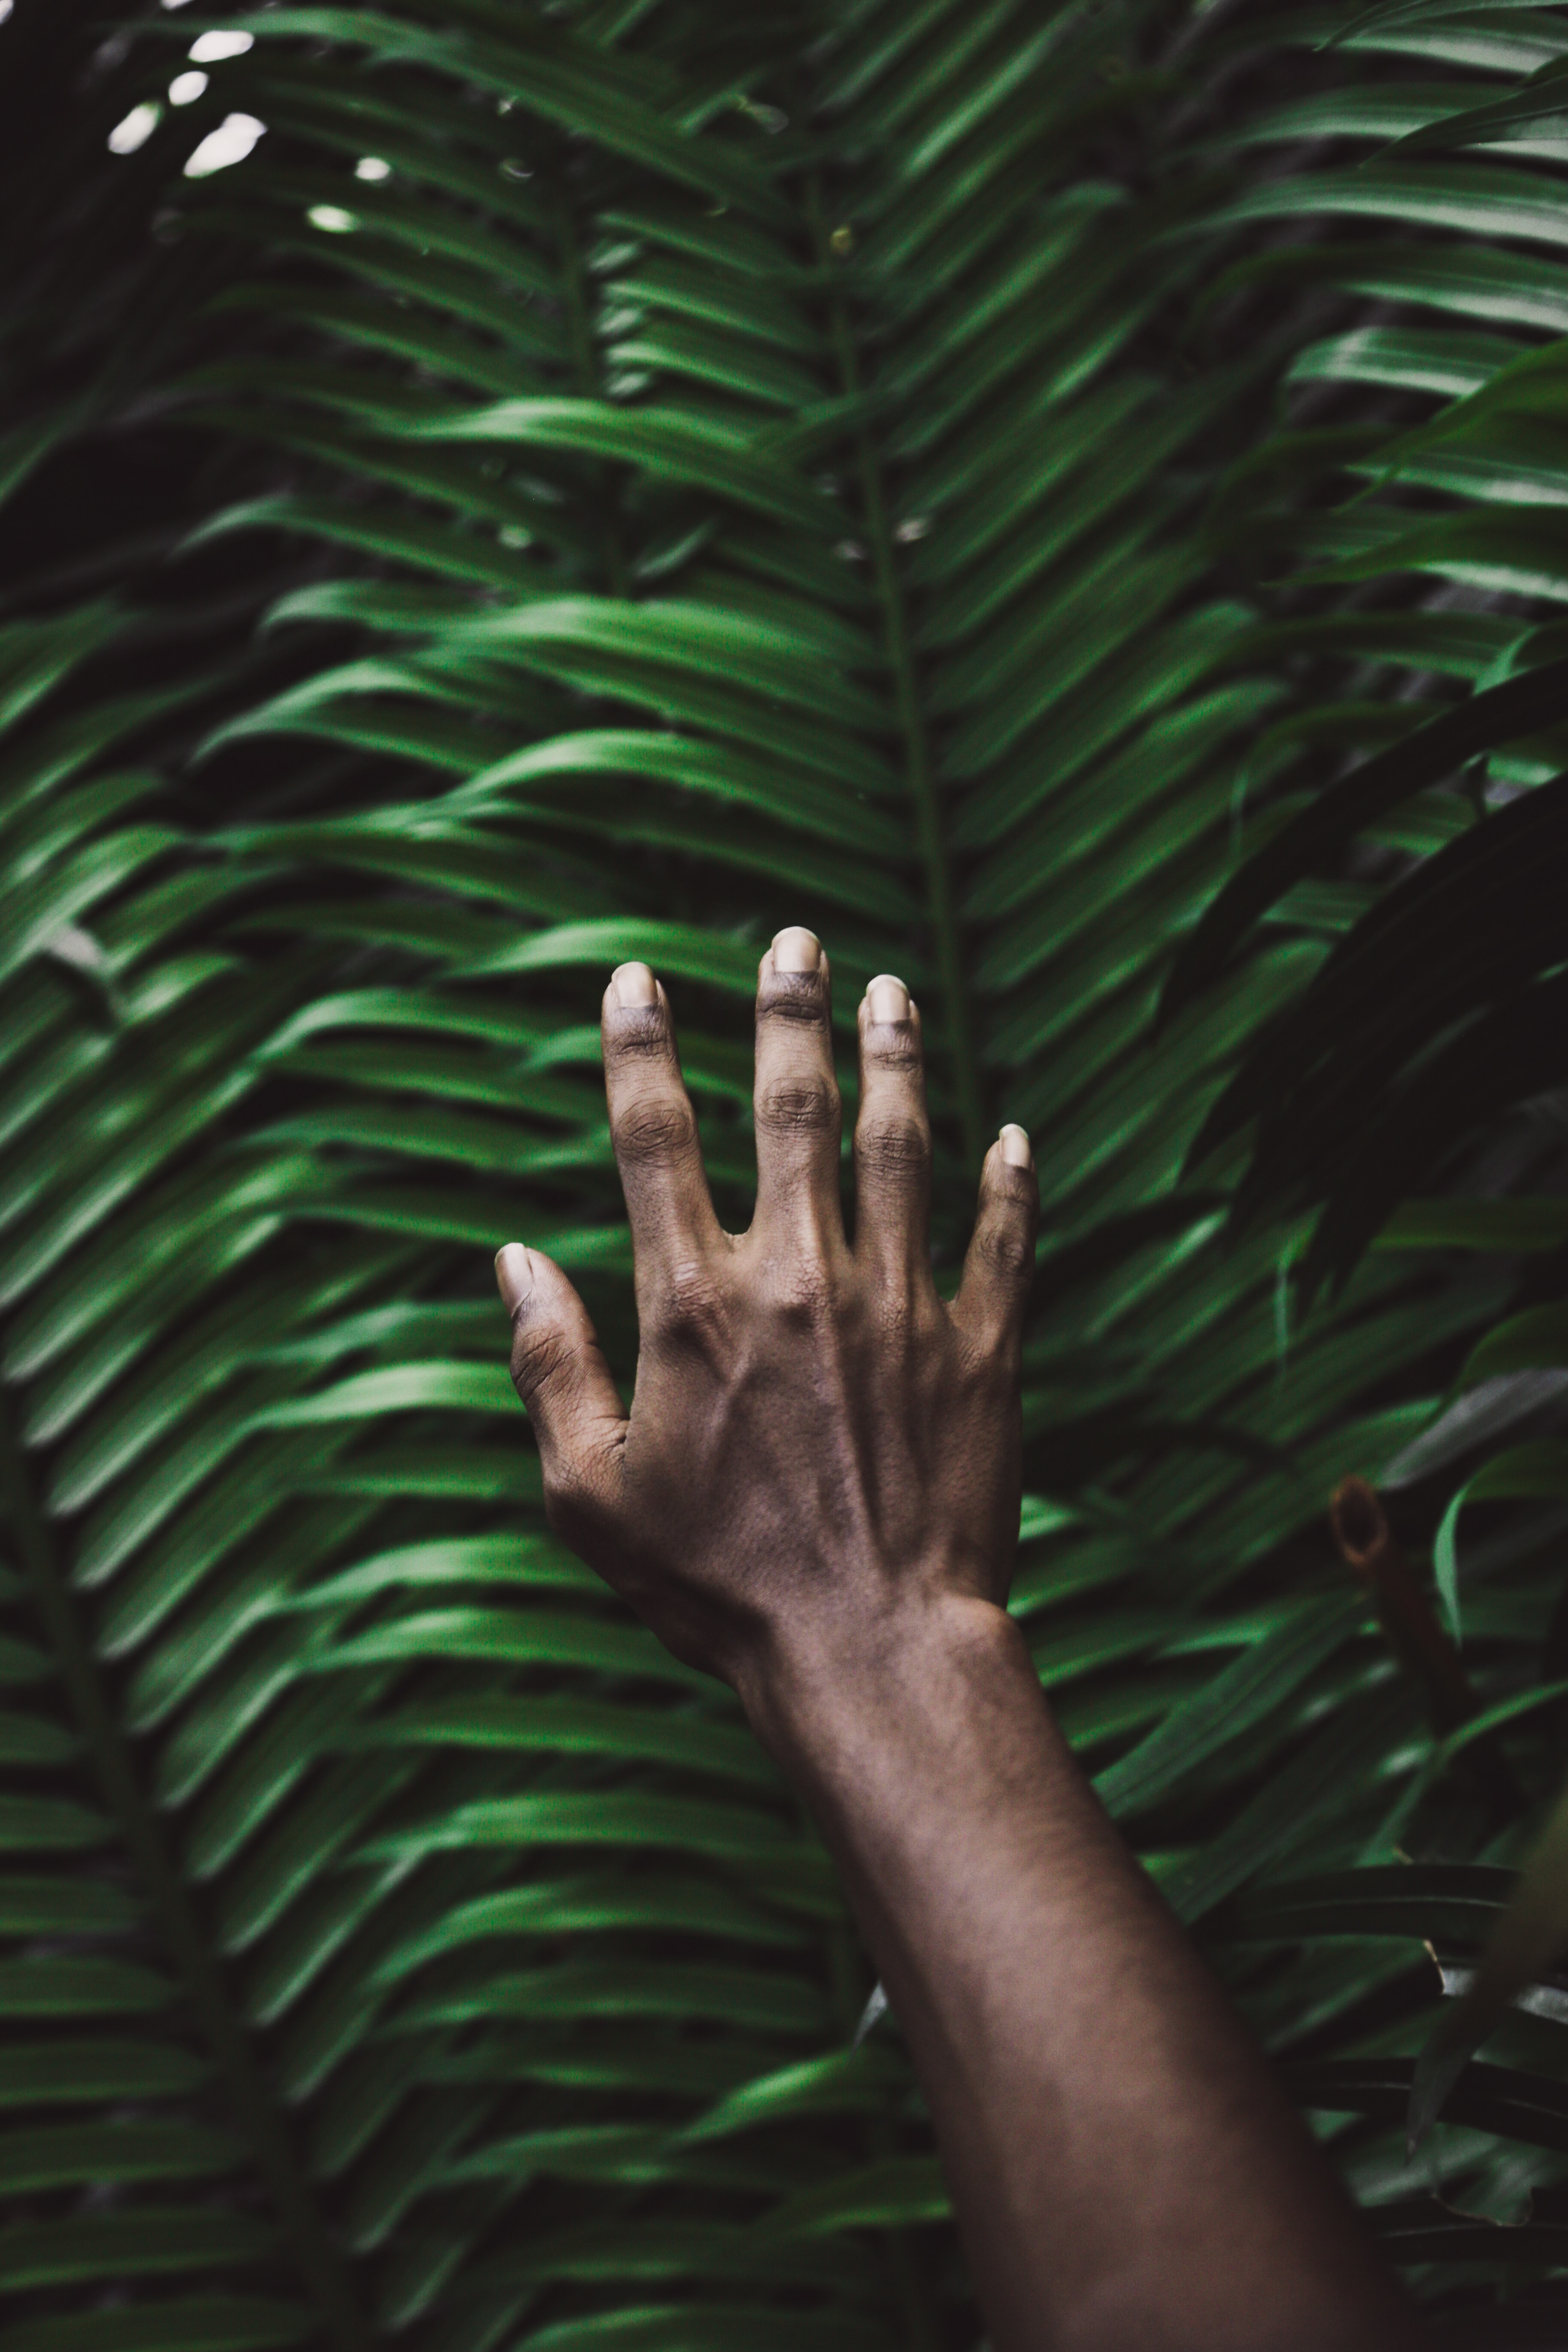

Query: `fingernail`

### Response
(867, 974, 910, 1024)
(495, 1243, 533, 1314)
(611, 962, 658, 1008)
(998, 1123, 1032, 1168)
(772, 926, 821, 974)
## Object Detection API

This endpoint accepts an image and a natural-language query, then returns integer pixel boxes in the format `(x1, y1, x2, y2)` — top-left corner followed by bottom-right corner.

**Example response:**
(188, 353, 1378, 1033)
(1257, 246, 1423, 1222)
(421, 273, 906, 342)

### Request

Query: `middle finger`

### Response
(750, 926, 845, 1262)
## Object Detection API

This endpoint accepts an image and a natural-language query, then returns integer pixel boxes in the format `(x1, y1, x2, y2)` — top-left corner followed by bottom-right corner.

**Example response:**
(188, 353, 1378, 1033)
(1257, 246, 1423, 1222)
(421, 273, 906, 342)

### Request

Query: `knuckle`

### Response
(873, 1285, 916, 1348)
(956, 1311, 1014, 1376)
(612, 1092, 699, 1167)
(651, 1258, 727, 1348)
(605, 1006, 669, 1054)
(759, 983, 829, 1030)
(877, 1284, 943, 1355)
(977, 1215, 1034, 1285)
(769, 1259, 839, 1329)
(856, 1111, 929, 1181)
(864, 1027, 922, 1073)
(756, 1075, 839, 1138)
(510, 1317, 576, 1405)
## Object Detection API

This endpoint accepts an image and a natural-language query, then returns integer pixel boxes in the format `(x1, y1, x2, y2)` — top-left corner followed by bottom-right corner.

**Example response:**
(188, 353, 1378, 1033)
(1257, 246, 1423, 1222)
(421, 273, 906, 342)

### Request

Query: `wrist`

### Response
(736, 1582, 1035, 1794)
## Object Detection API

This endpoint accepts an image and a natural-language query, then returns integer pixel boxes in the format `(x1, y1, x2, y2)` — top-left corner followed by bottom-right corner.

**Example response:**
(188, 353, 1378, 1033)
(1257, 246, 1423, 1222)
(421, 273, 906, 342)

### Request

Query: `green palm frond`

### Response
(9, 0, 1568, 2343)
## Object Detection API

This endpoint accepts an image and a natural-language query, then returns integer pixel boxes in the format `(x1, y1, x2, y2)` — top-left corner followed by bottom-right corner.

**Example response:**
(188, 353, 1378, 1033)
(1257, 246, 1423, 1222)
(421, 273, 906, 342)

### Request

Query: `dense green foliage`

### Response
(7, 0, 1568, 2342)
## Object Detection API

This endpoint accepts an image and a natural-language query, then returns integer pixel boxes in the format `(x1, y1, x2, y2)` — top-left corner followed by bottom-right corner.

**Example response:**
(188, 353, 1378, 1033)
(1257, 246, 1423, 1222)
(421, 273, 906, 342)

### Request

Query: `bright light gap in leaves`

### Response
(184, 113, 266, 178)
(189, 30, 254, 60)
(108, 102, 161, 155)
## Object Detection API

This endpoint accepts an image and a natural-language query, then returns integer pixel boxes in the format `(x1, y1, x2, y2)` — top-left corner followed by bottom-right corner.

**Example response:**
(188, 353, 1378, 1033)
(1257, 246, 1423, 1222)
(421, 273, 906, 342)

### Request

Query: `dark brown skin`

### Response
(495, 927, 1423, 2352)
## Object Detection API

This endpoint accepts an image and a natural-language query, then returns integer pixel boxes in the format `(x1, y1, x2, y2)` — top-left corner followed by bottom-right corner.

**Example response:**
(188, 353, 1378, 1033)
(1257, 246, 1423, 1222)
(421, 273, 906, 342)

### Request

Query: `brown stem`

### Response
(1329, 1476, 1522, 1819)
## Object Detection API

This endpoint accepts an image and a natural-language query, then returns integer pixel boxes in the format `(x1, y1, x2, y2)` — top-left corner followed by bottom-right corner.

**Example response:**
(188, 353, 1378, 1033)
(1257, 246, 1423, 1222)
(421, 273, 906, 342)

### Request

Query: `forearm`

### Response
(752, 1590, 1421, 2352)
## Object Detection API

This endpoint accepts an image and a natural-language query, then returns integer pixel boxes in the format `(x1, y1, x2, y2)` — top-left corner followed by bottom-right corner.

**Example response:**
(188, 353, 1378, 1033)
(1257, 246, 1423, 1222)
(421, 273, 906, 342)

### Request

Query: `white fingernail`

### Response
(495, 1243, 534, 1313)
(773, 926, 821, 974)
(611, 962, 658, 1008)
(998, 1124, 1031, 1168)
(867, 974, 910, 1023)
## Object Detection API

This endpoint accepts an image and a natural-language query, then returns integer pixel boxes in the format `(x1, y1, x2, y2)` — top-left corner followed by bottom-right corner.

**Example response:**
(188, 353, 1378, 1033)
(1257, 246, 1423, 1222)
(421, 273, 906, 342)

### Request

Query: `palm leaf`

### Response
(10, 0, 1568, 2343)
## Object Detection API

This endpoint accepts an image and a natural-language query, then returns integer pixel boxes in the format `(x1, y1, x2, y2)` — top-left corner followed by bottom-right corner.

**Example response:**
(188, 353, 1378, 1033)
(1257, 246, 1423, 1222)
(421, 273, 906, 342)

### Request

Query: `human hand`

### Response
(494, 927, 1038, 1759)
(494, 935, 1420, 2352)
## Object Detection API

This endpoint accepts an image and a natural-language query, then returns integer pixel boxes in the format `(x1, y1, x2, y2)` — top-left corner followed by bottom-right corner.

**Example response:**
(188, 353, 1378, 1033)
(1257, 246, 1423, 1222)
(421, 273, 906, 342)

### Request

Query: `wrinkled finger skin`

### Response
(497, 926, 1038, 1732)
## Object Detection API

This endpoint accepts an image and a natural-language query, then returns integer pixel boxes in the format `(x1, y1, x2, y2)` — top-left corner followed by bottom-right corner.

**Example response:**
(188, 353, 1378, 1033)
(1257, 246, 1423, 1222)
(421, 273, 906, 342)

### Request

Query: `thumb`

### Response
(495, 1243, 625, 1549)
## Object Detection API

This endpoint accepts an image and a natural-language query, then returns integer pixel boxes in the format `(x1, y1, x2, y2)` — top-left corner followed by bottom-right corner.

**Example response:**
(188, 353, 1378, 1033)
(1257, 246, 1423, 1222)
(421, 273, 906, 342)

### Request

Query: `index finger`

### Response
(601, 962, 723, 1298)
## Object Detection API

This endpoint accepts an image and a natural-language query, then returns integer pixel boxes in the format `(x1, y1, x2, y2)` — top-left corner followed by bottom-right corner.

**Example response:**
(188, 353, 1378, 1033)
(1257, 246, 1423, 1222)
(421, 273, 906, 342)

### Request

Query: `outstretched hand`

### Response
(494, 925, 1038, 1756)
(494, 925, 1419, 2352)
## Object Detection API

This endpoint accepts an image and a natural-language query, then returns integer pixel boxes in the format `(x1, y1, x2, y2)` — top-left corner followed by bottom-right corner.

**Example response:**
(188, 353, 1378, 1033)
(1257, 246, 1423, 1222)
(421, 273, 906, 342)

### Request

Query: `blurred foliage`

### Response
(7, 0, 1568, 2344)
